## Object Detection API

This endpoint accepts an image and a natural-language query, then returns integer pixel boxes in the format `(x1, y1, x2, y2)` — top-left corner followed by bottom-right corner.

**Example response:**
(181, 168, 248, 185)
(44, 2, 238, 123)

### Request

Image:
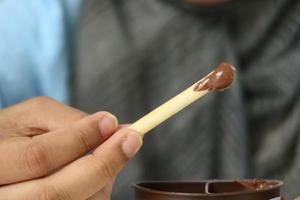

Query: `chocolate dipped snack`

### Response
(194, 62, 235, 92)
(130, 62, 236, 135)
(133, 180, 283, 200)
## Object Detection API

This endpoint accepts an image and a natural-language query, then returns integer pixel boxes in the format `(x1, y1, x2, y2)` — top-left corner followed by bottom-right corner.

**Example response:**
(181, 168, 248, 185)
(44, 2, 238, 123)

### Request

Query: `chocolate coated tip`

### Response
(194, 62, 236, 92)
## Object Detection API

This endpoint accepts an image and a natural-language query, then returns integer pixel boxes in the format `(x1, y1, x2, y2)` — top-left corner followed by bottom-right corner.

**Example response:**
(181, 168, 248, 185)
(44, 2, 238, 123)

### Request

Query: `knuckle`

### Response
(27, 96, 56, 111)
(95, 159, 116, 180)
(34, 185, 71, 200)
(101, 185, 113, 200)
(74, 127, 93, 152)
(31, 96, 55, 105)
(24, 143, 50, 177)
(74, 117, 99, 151)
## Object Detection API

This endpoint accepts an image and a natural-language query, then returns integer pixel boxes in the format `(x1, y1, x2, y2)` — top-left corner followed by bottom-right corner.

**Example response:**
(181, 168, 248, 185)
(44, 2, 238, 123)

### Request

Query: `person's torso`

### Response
(74, 0, 300, 199)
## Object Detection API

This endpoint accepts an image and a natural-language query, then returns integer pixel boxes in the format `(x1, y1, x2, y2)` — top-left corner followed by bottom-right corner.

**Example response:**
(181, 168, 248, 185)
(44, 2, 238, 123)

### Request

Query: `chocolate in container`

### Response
(133, 180, 283, 200)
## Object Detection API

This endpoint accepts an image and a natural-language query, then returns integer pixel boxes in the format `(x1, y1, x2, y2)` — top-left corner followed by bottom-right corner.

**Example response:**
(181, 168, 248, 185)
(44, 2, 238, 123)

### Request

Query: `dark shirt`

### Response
(75, 0, 300, 199)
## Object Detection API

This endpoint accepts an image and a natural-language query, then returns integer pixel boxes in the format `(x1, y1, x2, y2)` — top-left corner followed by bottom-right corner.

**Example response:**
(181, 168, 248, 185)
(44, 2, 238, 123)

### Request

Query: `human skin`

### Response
(0, 97, 142, 200)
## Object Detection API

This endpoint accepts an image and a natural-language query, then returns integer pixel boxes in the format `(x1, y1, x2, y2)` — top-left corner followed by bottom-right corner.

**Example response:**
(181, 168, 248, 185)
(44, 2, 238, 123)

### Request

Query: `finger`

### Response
(45, 128, 142, 199)
(0, 97, 87, 137)
(0, 181, 114, 200)
(117, 124, 130, 130)
(87, 180, 114, 200)
(0, 112, 118, 185)
(295, 197, 300, 200)
(0, 128, 142, 200)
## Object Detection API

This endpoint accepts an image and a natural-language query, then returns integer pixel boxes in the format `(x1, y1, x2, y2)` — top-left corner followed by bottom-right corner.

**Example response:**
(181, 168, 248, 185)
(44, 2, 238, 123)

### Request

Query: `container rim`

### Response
(132, 180, 283, 197)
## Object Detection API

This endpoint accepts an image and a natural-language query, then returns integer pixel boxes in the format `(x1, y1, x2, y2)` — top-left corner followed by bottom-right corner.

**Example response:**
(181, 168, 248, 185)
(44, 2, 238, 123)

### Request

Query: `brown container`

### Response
(133, 180, 283, 200)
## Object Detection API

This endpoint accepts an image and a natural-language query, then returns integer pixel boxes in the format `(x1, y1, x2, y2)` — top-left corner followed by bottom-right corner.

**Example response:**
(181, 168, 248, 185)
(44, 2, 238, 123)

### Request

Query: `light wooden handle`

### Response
(129, 62, 236, 136)
(129, 83, 209, 136)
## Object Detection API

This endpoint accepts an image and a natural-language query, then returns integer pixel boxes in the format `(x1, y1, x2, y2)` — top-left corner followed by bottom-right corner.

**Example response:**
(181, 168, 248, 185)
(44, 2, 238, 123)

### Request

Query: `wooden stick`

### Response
(129, 81, 209, 136)
(129, 62, 236, 136)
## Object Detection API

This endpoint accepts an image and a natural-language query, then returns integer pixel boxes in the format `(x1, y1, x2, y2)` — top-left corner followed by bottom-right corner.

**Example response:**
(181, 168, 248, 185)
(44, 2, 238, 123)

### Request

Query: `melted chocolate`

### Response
(237, 179, 275, 191)
(194, 62, 236, 92)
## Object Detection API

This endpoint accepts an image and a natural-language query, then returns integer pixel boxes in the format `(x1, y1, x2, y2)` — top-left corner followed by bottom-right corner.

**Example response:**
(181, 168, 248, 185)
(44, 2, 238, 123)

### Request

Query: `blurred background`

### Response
(1, 0, 300, 199)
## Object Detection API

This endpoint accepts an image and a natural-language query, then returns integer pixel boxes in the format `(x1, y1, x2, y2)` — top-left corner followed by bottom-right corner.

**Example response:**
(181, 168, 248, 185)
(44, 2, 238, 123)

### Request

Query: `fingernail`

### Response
(122, 131, 143, 159)
(99, 113, 118, 139)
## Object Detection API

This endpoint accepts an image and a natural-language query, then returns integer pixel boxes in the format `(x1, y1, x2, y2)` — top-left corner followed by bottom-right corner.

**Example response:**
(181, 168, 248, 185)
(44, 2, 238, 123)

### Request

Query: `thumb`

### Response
(87, 179, 114, 200)
(42, 128, 143, 200)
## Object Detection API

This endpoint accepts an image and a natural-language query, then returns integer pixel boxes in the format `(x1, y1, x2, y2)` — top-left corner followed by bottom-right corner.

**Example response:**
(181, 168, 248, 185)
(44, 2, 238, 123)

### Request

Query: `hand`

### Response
(0, 97, 142, 200)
